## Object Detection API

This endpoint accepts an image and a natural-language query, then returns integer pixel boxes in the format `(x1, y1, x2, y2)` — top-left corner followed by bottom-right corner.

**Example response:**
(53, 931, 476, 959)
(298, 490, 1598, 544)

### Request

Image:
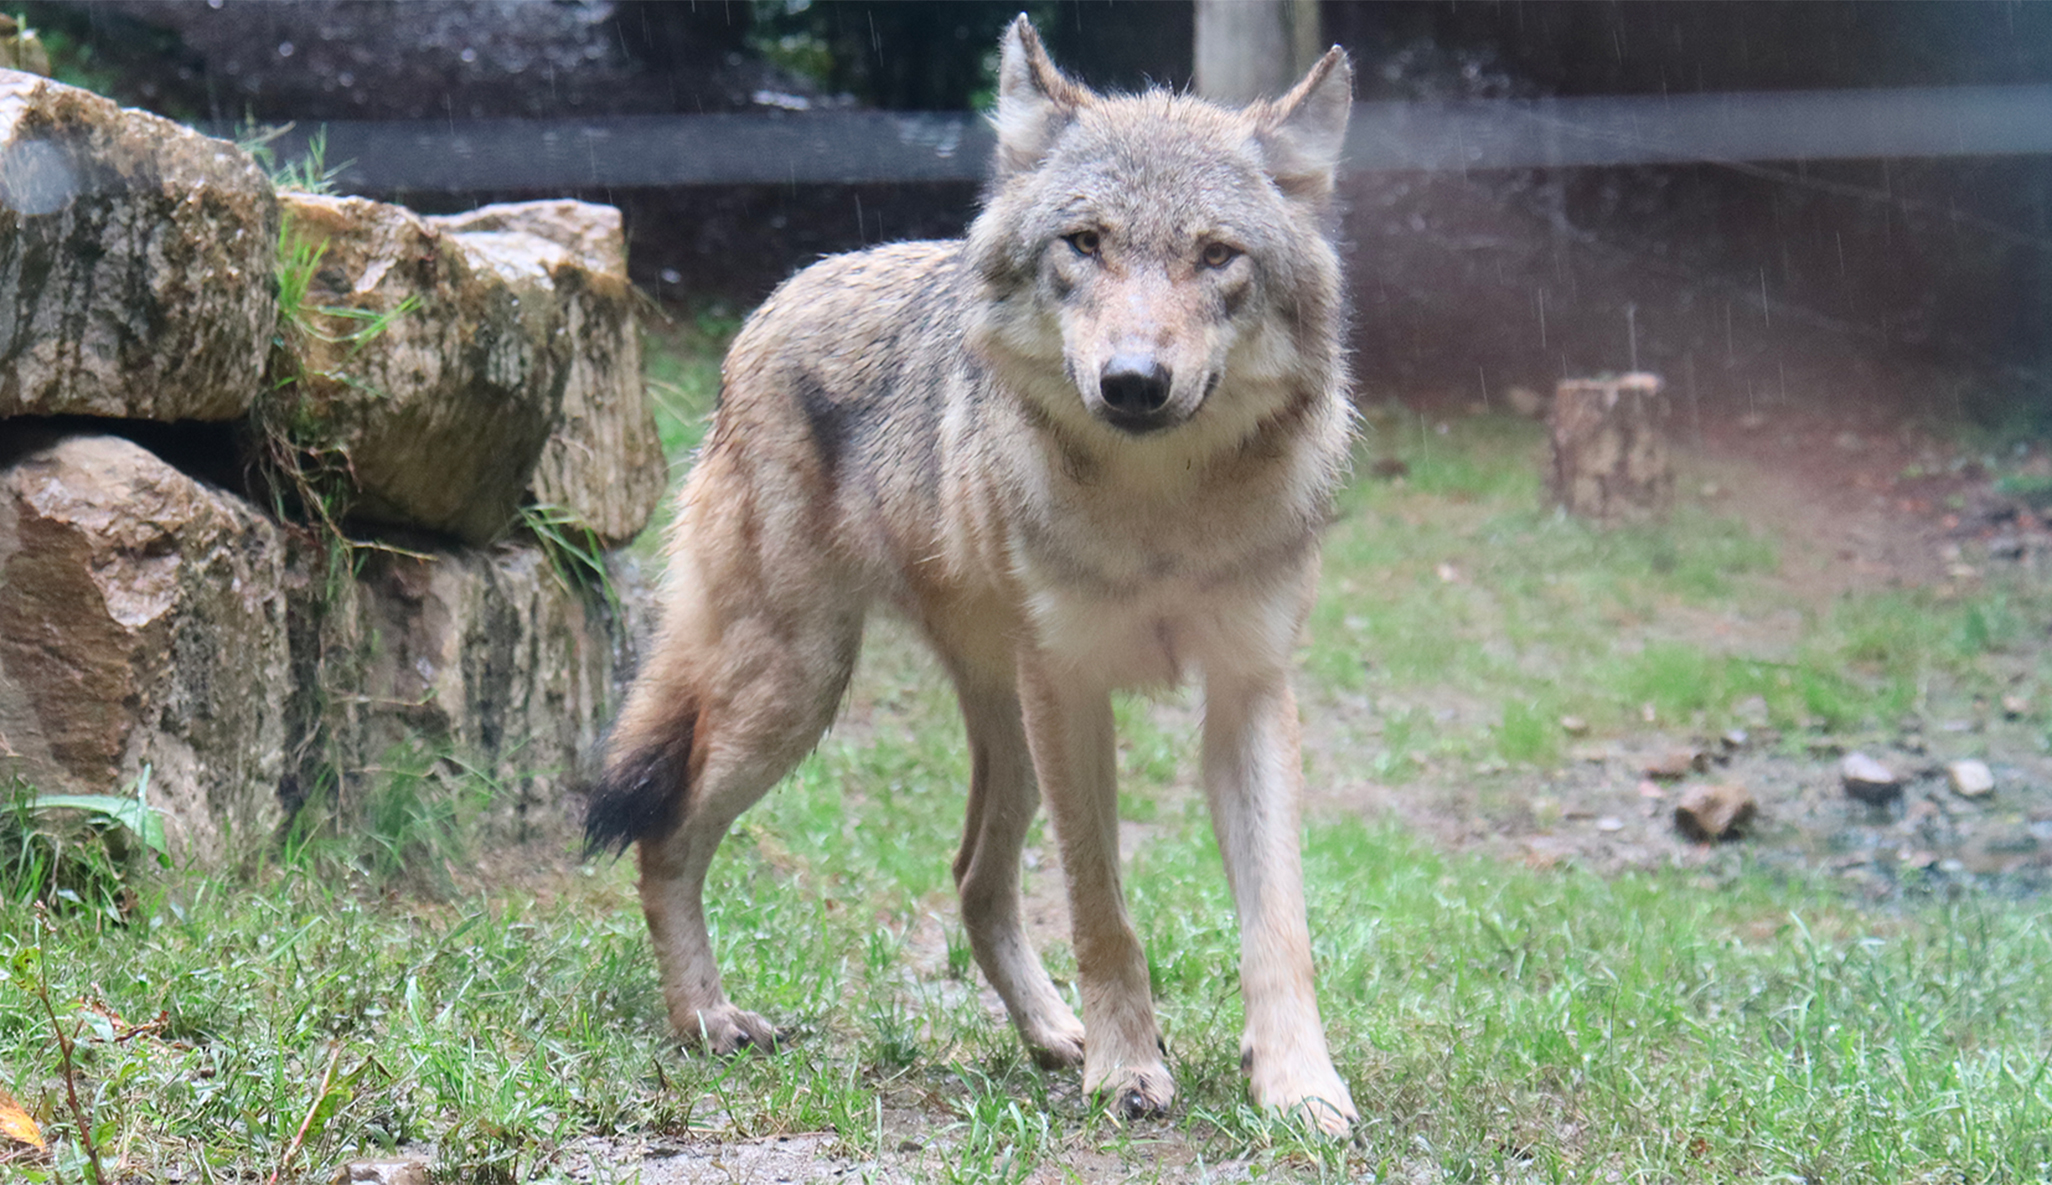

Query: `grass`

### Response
(1310, 405, 2052, 773)
(6, 333, 2052, 1182)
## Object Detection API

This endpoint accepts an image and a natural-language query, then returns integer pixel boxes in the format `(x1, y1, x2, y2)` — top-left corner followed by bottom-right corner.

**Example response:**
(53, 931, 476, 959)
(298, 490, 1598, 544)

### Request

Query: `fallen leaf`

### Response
(0, 1087, 44, 1150)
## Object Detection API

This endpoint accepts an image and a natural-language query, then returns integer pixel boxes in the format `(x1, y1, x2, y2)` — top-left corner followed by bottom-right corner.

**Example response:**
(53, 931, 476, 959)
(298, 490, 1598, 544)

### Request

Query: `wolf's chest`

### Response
(1009, 520, 1312, 689)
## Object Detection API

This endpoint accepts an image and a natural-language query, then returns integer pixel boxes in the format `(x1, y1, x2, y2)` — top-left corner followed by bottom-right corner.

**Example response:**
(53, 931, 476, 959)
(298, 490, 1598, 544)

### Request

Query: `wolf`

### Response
(586, 16, 1358, 1131)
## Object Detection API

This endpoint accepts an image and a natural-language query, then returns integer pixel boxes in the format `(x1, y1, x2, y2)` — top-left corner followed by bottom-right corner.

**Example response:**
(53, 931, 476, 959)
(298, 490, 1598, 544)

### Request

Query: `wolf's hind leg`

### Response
(595, 446, 868, 1056)
(950, 673, 1087, 1068)
(631, 592, 862, 1054)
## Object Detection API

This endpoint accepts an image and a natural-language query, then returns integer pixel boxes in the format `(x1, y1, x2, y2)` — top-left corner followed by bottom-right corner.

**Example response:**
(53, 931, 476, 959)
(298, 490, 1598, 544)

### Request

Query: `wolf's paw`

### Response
(1023, 1013, 1087, 1069)
(1087, 1060, 1176, 1120)
(1243, 1042, 1356, 1136)
(683, 1006, 778, 1057)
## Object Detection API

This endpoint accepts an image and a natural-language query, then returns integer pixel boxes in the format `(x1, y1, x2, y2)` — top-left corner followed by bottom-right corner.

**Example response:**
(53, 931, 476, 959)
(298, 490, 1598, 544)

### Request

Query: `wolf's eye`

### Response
(1200, 242, 1240, 269)
(1065, 230, 1101, 257)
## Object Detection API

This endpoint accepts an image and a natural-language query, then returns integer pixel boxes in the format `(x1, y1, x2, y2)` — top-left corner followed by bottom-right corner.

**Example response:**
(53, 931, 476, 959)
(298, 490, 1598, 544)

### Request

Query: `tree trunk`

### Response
(1548, 373, 1673, 523)
(1194, 0, 1322, 103)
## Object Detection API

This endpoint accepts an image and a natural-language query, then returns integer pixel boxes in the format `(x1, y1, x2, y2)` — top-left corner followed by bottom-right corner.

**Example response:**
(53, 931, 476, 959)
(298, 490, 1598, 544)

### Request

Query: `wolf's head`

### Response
(967, 16, 1352, 452)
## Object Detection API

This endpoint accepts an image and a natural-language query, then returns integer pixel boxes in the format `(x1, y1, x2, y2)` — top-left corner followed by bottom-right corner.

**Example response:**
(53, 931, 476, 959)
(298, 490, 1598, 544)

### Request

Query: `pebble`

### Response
(1644, 747, 1706, 779)
(1841, 752, 1903, 805)
(1946, 759, 1995, 799)
(333, 1162, 430, 1185)
(1673, 783, 1757, 842)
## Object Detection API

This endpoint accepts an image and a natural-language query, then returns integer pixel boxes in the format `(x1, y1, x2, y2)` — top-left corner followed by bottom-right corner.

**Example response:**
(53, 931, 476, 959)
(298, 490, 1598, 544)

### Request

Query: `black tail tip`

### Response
(581, 733, 692, 859)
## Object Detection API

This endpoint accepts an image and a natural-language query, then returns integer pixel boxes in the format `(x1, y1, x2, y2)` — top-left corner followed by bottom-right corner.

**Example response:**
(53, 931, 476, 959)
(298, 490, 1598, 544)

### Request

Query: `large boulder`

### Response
(273, 193, 562, 545)
(0, 435, 290, 862)
(274, 194, 661, 547)
(0, 70, 278, 421)
(428, 201, 664, 546)
(291, 542, 643, 841)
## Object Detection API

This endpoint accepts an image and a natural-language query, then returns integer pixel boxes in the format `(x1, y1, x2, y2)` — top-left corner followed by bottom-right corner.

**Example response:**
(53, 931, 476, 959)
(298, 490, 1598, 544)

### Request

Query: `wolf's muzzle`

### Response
(1098, 355, 1175, 433)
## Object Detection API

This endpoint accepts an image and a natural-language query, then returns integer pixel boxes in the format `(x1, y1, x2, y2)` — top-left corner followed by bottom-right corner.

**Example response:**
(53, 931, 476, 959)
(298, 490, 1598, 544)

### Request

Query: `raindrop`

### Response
(278, 40, 295, 58)
(660, 268, 683, 285)
(460, 47, 478, 64)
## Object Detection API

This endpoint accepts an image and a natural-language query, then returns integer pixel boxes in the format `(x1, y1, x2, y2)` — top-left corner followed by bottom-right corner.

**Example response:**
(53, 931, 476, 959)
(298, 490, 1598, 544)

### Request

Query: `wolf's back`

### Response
(583, 239, 983, 857)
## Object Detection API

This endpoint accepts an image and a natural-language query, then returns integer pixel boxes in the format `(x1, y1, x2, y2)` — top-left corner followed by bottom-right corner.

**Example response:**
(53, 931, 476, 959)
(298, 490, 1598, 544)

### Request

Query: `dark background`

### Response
(21, 0, 2052, 424)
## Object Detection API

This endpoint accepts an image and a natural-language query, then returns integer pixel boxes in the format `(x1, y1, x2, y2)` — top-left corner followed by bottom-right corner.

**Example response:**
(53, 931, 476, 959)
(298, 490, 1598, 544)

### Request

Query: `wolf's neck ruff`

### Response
(589, 15, 1361, 1134)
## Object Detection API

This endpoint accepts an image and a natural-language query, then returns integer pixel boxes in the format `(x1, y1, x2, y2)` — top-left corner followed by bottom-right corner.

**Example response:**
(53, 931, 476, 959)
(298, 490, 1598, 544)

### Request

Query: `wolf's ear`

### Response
(1256, 47, 1353, 202)
(992, 14, 1090, 178)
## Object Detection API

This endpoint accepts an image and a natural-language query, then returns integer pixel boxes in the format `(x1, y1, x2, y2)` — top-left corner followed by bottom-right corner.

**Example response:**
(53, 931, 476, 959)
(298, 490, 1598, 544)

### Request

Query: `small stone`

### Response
(1637, 780, 1667, 799)
(1595, 815, 1624, 832)
(1674, 783, 1756, 842)
(1504, 385, 1546, 417)
(1897, 847, 1938, 870)
(1643, 747, 1705, 780)
(333, 1160, 429, 1185)
(1946, 759, 1995, 799)
(1559, 715, 1590, 736)
(2001, 694, 2031, 719)
(1841, 752, 1902, 805)
(1732, 695, 1771, 728)
(1719, 728, 1749, 752)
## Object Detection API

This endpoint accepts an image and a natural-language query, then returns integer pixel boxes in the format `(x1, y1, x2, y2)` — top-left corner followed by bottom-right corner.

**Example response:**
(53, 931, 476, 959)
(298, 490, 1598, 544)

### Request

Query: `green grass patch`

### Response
(8, 799, 2050, 1181)
(1311, 410, 2052, 764)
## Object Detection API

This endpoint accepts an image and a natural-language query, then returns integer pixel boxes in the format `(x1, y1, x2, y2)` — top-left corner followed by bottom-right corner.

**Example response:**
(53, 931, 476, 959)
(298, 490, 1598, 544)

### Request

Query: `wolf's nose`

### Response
(1099, 355, 1172, 415)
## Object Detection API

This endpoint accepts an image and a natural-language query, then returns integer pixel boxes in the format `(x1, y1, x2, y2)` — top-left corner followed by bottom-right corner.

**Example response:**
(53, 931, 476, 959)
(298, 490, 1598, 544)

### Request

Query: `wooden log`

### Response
(1548, 372, 1672, 522)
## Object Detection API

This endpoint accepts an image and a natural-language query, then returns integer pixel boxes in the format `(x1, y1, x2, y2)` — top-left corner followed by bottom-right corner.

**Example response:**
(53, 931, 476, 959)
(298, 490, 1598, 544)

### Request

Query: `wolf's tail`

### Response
(583, 697, 699, 858)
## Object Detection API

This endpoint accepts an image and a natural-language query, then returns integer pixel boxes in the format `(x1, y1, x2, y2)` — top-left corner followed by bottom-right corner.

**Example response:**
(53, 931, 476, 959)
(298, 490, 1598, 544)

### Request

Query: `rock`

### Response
(2001, 694, 2031, 720)
(1504, 384, 1546, 418)
(1643, 747, 1705, 780)
(1, 70, 279, 421)
(1559, 715, 1590, 737)
(1841, 751, 1902, 805)
(270, 194, 660, 546)
(1946, 758, 1995, 799)
(1719, 728, 1749, 753)
(1732, 695, 1771, 728)
(426, 201, 664, 546)
(1674, 782, 1756, 842)
(296, 541, 643, 840)
(0, 435, 289, 861)
(272, 193, 561, 545)
(332, 1160, 430, 1185)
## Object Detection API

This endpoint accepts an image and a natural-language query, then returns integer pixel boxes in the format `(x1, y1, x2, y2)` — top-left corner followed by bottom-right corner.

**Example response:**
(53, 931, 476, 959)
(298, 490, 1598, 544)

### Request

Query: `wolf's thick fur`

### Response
(588, 17, 1358, 1130)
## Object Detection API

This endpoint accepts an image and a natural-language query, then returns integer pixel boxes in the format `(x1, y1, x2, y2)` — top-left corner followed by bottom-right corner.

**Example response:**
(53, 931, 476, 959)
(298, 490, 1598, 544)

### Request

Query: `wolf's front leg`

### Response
(1018, 658, 1173, 1117)
(1202, 674, 1357, 1135)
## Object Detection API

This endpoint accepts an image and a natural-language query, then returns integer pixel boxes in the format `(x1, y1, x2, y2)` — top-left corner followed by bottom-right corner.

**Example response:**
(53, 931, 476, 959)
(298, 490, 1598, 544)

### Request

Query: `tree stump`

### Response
(1548, 373, 1672, 523)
